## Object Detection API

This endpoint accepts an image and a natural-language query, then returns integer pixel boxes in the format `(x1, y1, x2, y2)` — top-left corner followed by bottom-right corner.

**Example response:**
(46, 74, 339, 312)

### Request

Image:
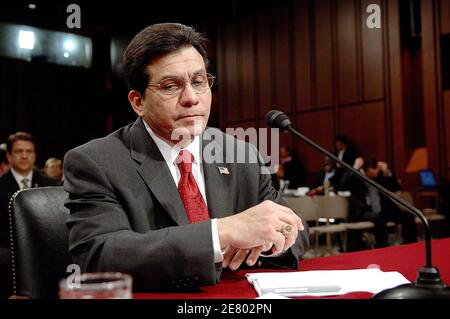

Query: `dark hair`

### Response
(281, 146, 292, 154)
(364, 158, 378, 171)
(0, 148, 7, 164)
(335, 134, 348, 144)
(123, 23, 210, 96)
(324, 156, 335, 167)
(6, 131, 36, 153)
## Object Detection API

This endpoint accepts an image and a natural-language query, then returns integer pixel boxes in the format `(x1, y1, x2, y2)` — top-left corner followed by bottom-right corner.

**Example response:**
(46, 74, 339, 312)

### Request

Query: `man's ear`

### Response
(128, 90, 144, 116)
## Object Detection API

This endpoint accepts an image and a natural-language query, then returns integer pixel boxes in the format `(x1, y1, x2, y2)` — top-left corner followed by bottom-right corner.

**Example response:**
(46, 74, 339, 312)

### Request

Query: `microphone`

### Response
(266, 110, 450, 299)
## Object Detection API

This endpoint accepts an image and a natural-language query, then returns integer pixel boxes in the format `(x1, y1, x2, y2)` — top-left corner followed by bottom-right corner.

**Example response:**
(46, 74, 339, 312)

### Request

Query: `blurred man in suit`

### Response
(44, 157, 64, 184)
(342, 157, 418, 249)
(334, 134, 358, 169)
(309, 157, 343, 195)
(0, 131, 57, 298)
(64, 23, 309, 292)
(0, 148, 9, 177)
(275, 146, 303, 190)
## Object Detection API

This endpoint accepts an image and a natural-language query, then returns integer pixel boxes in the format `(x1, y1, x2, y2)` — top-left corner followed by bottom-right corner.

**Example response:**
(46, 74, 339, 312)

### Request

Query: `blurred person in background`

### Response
(44, 157, 64, 184)
(0, 131, 57, 298)
(0, 147, 9, 177)
(276, 146, 303, 190)
(341, 157, 418, 250)
(334, 134, 358, 170)
(309, 157, 344, 196)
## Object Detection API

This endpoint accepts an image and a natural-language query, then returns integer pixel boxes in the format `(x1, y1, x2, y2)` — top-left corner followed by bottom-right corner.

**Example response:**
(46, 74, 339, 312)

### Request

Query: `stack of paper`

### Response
(246, 268, 410, 297)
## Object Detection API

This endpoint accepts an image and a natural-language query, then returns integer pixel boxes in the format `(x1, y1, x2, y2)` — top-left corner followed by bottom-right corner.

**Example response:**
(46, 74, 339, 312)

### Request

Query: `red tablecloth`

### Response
(134, 238, 450, 299)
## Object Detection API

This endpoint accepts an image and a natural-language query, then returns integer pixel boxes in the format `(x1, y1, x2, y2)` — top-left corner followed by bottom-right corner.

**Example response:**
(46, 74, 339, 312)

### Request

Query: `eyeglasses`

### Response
(147, 73, 215, 96)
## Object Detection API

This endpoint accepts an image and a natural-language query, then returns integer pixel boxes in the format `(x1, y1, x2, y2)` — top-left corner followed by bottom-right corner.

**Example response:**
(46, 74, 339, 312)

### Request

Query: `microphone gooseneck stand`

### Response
(266, 110, 450, 299)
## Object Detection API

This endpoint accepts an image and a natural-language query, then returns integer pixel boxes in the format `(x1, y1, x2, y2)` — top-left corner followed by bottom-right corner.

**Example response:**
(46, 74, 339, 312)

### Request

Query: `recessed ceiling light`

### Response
(63, 39, 76, 51)
(28, 3, 37, 10)
(18, 30, 35, 50)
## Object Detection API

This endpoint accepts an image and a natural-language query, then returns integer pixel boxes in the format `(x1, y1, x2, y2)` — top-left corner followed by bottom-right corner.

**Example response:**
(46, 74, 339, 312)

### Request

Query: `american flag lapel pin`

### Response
(218, 167, 230, 175)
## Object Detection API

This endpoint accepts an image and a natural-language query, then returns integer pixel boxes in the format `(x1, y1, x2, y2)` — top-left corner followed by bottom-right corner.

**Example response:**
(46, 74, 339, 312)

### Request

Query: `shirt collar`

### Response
(10, 168, 33, 186)
(143, 119, 202, 166)
(281, 156, 292, 165)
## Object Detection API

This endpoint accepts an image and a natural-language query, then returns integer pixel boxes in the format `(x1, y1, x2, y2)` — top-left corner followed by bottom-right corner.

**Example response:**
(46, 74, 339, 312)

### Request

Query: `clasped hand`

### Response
(217, 200, 304, 271)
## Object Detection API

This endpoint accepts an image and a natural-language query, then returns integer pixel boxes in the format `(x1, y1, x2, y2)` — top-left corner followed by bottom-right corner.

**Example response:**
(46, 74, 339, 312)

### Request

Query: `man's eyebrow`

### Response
(152, 70, 207, 82)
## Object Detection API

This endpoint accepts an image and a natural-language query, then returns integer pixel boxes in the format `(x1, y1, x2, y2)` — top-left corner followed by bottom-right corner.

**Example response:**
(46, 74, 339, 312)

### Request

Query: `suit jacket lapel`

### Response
(5, 170, 19, 192)
(31, 170, 42, 188)
(129, 118, 189, 226)
(201, 129, 232, 219)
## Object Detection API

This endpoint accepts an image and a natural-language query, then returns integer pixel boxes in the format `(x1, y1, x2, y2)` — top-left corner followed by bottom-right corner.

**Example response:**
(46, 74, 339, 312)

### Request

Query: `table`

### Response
(133, 238, 450, 299)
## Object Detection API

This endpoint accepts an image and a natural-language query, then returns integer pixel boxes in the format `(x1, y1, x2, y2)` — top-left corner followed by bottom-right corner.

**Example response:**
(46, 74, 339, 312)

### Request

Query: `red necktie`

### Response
(176, 150, 209, 223)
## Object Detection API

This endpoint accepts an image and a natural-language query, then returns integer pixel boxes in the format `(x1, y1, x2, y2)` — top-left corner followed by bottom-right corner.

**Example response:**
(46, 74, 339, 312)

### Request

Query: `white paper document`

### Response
(246, 268, 410, 297)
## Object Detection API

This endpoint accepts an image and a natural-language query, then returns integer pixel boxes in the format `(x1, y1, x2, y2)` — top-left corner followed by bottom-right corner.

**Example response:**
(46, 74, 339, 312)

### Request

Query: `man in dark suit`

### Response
(341, 157, 418, 249)
(310, 157, 344, 195)
(0, 148, 9, 177)
(275, 146, 303, 190)
(334, 134, 358, 169)
(0, 131, 57, 298)
(64, 23, 309, 292)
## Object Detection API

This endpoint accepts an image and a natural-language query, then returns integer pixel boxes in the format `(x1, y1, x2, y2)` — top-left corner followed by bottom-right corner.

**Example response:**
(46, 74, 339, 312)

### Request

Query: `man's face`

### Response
(324, 163, 333, 172)
(130, 46, 211, 145)
(46, 163, 62, 180)
(280, 147, 289, 159)
(7, 140, 36, 175)
(335, 141, 345, 152)
(366, 167, 379, 179)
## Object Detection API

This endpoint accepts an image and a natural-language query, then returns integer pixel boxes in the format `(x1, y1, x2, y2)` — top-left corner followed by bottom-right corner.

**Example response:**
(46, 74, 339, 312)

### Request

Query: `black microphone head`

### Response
(266, 110, 292, 131)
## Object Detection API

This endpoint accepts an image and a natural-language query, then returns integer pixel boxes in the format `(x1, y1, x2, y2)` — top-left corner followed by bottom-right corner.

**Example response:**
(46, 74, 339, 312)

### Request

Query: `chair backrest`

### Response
(9, 187, 71, 298)
(316, 196, 349, 220)
(395, 191, 415, 211)
(284, 196, 319, 222)
(284, 195, 349, 221)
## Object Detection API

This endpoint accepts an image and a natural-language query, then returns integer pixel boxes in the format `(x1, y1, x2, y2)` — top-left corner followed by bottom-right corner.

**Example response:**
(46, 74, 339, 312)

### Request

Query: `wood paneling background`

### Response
(440, 1, 450, 182)
(216, 0, 400, 187)
(421, 0, 450, 183)
(216, 0, 449, 191)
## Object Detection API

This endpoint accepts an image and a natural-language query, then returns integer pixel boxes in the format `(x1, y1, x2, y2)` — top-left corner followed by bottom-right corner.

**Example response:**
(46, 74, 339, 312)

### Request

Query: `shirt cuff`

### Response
(211, 218, 224, 263)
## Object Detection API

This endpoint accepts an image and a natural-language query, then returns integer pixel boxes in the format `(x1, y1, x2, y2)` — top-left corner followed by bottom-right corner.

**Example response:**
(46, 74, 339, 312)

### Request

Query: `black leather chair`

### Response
(8, 187, 72, 298)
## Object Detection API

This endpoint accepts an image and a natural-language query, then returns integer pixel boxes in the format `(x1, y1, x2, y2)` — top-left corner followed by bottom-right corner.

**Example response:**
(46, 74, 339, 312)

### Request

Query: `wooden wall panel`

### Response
(257, 118, 293, 168)
(441, 0, 450, 34)
(216, 22, 225, 129)
(255, 10, 273, 118)
(337, 0, 359, 104)
(293, 0, 312, 112)
(223, 23, 240, 122)
(361, 0, 384, 100)
(273, 3, 292, 113)
(387, 0, 407, 176)
(444, 91, 450, 169)
(314, 0, 334, 108)
(339, 102, 387, 161)
(422, 0, 441, 172)
(295, 110, 335, 174)
(226, 121, 258, 148)
(215, 0, 448, 191)
(239, 16, 256, 120)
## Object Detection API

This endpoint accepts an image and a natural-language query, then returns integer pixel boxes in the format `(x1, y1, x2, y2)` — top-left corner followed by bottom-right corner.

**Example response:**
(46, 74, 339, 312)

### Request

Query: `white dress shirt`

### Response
(10, 168, 33, 189)
(143, 120, 223, 263)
